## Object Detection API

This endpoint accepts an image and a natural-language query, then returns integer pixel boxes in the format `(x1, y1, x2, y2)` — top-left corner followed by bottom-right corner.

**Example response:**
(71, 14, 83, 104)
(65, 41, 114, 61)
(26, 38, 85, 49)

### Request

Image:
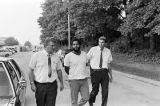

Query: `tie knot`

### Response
(48, 54, 51, 57)
(100, 47, 103, 51)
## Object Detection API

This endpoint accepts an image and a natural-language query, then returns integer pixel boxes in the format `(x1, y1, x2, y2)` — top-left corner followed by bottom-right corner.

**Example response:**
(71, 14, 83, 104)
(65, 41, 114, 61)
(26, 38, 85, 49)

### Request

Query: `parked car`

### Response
(0, 49, 12, 57)
(10, 48, 17, 53)
(0, 57, 27, 106)
(6, 48, 15, 54)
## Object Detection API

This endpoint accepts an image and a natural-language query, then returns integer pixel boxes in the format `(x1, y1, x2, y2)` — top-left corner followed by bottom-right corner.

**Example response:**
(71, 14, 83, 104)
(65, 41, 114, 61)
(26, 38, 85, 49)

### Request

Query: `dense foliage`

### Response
(24, 41, 32, 48)
(38, 0, 160, 53)
(118, 0, 160, 51)
(38, 0, 122, 45)
(4, 37, 19, 46)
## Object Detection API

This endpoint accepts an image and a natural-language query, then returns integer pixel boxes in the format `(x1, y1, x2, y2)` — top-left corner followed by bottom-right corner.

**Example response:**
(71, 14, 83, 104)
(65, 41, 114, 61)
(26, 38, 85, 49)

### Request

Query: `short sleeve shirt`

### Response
(29, 50, 61, 83)
(64, 51, 89, 80)
(87, 46, 112, 69)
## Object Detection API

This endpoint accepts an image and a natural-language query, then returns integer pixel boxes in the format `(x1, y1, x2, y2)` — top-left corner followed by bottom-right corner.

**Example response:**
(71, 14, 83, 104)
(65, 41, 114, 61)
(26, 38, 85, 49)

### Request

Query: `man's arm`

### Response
(64, 66, 69, 75)
(57, 69, 63, 84)
(108, 49, 113, 82)
(64, 54, 70, 75)
(28, 53, 37, 92)
(28, 68, 36, 92)
(57, 69, 64, 91)
(108, 63, 113, 82)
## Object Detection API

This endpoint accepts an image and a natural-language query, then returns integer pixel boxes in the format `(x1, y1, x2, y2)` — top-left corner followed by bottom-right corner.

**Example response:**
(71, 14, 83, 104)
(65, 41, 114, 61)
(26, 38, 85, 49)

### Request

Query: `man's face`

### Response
(98, 39, 105, 49)
(72, 41, 80, 52)
(46, 41, 56, 54)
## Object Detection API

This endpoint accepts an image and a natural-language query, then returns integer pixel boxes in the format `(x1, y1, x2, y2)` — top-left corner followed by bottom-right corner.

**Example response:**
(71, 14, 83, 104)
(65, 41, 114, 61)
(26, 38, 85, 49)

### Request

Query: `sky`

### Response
(0, 0, 45, 45)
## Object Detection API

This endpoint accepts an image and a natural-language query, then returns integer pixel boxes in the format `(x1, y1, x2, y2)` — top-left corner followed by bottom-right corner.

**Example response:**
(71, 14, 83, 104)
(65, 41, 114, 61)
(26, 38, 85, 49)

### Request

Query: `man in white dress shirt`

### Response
(87, 36, 113, 106)
(64, 39, 89, 106)
(28, 38, 64, 106)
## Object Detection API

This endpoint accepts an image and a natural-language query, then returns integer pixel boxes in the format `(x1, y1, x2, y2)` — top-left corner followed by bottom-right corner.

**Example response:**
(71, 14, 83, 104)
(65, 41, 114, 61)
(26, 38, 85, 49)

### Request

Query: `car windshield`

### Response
(0, 63, 13, 106)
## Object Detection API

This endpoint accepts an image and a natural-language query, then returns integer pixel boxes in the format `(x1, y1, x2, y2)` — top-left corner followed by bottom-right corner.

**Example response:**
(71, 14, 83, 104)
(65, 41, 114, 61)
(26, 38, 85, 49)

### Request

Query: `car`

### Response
(10, 48, 17, 53)
(6, 48, 15, 54)
(0, 57, 27, 106)
(0, 49, 12, 57)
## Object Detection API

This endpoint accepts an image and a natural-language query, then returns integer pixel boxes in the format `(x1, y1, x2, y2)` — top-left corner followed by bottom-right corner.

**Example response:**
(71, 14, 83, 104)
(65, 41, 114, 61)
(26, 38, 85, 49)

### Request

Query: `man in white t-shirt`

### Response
(64, 39, 89, 106)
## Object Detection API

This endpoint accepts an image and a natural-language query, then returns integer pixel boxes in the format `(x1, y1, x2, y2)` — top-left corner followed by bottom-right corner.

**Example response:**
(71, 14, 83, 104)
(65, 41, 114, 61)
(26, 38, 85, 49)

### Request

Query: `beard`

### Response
(73, 47, 80, 52)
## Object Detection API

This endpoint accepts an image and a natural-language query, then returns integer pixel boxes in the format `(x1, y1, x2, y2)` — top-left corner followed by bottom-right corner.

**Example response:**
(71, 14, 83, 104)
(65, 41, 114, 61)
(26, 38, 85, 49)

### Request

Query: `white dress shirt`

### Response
(29, 49, 61, 83)
(64, 51, 90, 80)
(87, 46, 112, 69)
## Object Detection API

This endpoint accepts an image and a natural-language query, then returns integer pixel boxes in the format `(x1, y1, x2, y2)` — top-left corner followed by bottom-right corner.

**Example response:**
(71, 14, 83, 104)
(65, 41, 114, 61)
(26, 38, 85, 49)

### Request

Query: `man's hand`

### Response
(60, 83, 64, 91)
(109, 75, 113, 83)
(31, 83, 36, 92)
(108, 68, 113, 83)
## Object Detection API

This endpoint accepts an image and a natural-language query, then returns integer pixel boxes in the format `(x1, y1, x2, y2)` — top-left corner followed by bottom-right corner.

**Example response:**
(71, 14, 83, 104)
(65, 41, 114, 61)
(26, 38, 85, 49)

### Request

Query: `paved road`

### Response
(11, 52, 160, 106)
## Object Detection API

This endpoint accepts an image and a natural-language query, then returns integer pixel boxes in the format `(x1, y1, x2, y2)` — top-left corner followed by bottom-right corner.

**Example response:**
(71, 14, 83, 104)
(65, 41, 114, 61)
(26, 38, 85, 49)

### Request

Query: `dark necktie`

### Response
(99, 50, 103, 68)
(48, 54, 52, 77)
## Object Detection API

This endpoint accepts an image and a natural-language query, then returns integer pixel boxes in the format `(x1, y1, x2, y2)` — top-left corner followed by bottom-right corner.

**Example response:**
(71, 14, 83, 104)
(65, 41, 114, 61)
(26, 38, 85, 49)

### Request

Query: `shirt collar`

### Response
(42, 49, 49, 56)
(97, 46, 104, 51)
(42, 49, 56, 56)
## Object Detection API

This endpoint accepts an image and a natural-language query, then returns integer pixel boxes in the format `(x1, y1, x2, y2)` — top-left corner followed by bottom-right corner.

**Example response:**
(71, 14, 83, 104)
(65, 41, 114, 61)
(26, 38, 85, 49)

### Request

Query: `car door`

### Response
(0, 62, 15, 106)
(9, 59, 26, 106)
(5, 61, 25, 106)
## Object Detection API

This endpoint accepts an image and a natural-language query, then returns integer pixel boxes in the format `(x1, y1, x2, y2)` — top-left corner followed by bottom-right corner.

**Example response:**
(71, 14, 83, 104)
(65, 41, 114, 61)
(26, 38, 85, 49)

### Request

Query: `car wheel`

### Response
(5, 54, 9, 57)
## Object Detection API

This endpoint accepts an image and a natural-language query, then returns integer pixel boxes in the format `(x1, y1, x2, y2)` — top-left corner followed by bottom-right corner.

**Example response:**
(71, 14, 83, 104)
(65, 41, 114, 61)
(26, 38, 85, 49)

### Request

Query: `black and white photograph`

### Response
(0, 0, 160, 106)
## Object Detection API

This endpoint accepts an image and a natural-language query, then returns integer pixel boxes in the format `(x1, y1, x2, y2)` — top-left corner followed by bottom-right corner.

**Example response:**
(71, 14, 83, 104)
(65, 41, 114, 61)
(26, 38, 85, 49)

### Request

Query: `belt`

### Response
(34, 80, 57, 85)
(92, 68, 108, 71)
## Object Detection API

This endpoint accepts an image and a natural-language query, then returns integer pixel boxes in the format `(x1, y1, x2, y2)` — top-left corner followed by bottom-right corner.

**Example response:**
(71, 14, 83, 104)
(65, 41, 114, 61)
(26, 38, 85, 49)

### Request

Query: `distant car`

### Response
(11, 48, 17, 53)
(0, 49, 12, 57)
(7, 48, 15, 54)
(0, 57, 27, 106)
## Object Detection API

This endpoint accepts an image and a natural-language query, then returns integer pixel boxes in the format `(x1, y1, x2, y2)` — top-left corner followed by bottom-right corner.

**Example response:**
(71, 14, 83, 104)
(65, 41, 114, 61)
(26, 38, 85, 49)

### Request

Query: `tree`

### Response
(4, 37, 19, 46)
(38, 0, 122, 45)
(24, 41, 32, 48)
(119, 0, 160, 51)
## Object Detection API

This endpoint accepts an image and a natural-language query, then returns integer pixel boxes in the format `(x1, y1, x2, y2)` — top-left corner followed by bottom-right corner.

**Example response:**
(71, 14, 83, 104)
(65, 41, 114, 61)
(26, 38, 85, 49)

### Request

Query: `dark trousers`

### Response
(89, 68, 109, 106)
(34, 80, 58, 106)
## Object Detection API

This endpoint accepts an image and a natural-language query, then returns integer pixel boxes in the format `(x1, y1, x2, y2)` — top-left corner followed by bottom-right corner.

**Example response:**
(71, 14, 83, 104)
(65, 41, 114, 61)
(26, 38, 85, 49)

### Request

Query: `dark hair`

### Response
(99, 36, 106, 42)
(72, 38, 81, 45)
(43, 37, 56, 47)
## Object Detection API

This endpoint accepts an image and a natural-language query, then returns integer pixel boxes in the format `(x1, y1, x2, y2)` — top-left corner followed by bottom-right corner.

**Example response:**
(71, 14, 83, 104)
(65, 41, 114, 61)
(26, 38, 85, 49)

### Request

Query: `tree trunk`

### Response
(127, 32, 133, 48)
(150, 32, 155, 51)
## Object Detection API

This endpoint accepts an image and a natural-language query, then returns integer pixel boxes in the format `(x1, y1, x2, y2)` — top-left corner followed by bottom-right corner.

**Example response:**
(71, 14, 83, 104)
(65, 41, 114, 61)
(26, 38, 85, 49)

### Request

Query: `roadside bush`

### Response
(132, 49, 160, 64)
(113, 49, 160, 65)
(111, 37, 129, 53)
